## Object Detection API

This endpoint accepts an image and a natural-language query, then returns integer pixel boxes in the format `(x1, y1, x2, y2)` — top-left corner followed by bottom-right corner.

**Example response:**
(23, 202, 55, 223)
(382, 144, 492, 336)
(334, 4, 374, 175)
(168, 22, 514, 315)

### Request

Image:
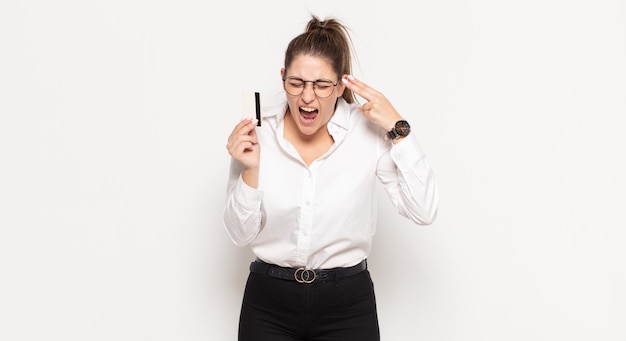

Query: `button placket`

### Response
(295, 169, 315, 263)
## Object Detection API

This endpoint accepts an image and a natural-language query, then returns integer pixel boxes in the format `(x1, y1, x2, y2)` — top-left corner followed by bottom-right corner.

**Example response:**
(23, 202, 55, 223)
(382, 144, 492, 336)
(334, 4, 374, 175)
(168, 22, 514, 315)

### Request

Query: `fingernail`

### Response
(348, 75, 355, 80)
(341, 78, 348, 84)
(252, 118, 259, 125)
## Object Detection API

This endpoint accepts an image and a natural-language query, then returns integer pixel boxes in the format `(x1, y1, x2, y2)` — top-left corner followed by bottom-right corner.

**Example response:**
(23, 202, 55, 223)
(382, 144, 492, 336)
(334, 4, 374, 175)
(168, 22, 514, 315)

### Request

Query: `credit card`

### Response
(241, 91, 261, 126)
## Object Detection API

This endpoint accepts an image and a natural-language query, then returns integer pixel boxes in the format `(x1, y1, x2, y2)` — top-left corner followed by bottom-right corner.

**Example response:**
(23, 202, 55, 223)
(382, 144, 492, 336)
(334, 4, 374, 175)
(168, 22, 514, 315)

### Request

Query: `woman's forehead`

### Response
(286, 54, 336, 79)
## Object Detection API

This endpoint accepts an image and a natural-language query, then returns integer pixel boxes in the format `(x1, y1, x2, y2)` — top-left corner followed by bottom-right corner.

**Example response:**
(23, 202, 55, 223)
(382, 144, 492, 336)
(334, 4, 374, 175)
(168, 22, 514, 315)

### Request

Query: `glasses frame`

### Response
(282, 76, 339, 98)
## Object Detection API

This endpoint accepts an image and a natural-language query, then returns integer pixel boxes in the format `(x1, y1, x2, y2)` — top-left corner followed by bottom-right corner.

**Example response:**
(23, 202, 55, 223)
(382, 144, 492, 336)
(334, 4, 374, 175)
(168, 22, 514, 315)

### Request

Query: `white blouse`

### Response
(223, 98, 438, 269)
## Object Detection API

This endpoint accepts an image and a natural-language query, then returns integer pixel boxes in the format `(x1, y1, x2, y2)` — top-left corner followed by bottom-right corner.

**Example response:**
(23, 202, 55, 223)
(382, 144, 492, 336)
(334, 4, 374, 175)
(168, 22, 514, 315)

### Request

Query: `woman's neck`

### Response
(283, 110, 334, 166)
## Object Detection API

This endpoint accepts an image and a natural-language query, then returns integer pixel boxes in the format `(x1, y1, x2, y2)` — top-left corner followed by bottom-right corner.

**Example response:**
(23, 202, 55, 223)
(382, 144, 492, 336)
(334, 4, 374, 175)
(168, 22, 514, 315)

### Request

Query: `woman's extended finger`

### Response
(341, 75, 379, 101)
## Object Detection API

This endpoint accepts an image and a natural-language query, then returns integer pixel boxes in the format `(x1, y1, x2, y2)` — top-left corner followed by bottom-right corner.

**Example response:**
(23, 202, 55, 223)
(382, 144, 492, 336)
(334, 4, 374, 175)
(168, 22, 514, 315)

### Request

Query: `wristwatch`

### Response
(385, 120, 411, 140)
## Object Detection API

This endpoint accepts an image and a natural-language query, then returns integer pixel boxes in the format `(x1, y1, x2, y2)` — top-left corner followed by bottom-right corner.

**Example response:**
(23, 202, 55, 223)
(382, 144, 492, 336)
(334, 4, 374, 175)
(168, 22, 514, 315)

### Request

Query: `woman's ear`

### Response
(337, 85, 346, 97)
(337, 74, 347, 97)
(280, 68, 285, 79)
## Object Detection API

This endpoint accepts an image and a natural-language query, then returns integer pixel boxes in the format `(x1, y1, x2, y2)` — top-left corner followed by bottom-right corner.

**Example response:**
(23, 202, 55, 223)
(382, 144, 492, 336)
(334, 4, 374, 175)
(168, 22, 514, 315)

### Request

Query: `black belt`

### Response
(249, 259, 367, 284)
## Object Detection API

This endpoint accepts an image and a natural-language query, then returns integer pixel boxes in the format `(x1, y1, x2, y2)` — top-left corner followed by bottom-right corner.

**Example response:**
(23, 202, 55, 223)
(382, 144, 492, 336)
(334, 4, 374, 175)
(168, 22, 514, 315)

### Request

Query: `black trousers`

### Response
(238, 268, 380, 341)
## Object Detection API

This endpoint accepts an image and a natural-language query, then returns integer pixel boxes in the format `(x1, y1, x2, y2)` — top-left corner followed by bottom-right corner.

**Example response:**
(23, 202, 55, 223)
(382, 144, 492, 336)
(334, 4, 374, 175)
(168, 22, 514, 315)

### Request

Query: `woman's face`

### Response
(281, 54, 345, 138)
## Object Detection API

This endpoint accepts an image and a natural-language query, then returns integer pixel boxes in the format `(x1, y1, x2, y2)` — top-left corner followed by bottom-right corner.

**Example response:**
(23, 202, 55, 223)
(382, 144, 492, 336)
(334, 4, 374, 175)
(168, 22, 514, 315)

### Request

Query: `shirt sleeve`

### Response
(222, 158, 264, 246)
(376, 133, 439, 225)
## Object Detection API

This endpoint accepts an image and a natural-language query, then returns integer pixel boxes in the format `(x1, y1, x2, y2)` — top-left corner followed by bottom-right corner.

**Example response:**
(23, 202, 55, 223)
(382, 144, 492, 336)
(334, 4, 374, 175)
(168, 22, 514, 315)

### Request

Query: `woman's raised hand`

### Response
(341, 75, 404, 132)
(226, 118, 260, 187)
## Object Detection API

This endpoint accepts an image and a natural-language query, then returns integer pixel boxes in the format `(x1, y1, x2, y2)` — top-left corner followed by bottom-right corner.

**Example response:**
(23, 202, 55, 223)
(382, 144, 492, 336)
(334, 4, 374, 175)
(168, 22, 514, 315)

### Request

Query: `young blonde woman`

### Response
(224, 15, 439, 341)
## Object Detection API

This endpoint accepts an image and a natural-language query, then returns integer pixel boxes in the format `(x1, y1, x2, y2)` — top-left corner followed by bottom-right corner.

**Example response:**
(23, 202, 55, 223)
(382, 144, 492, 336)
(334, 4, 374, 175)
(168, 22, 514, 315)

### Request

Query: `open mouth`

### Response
(299, 106, 318, 125)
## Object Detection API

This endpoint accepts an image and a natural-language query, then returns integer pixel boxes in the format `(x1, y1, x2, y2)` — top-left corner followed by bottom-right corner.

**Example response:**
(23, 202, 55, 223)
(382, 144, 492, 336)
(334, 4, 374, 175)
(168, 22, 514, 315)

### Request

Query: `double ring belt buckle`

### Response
(294, 267, 316, 284)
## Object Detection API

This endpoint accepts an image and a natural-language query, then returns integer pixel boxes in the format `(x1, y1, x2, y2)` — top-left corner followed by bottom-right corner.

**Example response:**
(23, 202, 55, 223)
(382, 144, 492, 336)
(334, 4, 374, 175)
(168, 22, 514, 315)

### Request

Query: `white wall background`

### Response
(1, 0, 625, 340)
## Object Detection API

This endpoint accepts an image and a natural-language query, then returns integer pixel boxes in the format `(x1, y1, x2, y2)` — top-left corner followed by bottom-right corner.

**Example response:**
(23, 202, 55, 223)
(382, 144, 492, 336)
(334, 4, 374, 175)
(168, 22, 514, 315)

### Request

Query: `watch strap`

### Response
(386, 129, 399, 140)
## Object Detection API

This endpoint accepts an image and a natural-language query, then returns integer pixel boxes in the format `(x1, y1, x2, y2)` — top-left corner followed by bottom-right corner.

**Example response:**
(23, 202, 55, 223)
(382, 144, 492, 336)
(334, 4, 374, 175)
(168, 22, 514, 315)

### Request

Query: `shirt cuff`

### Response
(389, 133, 425, 167)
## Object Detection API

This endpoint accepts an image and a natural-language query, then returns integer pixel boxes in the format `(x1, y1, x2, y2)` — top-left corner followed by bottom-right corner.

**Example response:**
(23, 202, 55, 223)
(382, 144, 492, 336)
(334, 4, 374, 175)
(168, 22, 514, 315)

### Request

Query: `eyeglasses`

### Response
(282, 77, 339, 98)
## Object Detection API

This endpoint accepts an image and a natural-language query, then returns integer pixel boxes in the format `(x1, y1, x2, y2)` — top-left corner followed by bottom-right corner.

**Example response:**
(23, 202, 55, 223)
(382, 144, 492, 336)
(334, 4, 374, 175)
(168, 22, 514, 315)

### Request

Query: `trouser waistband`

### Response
(249, 259, 367, 284)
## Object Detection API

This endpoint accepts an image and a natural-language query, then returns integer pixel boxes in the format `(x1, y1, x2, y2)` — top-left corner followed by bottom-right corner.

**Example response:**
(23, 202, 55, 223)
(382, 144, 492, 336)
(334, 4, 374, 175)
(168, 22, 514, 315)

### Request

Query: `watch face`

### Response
(395, 120, 411, 136)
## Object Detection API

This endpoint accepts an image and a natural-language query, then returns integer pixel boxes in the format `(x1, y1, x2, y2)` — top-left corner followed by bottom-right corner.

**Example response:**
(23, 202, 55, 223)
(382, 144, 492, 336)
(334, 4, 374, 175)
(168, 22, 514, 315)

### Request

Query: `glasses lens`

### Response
(314, 81, 334, 98)
(285, 78, 305, 96)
